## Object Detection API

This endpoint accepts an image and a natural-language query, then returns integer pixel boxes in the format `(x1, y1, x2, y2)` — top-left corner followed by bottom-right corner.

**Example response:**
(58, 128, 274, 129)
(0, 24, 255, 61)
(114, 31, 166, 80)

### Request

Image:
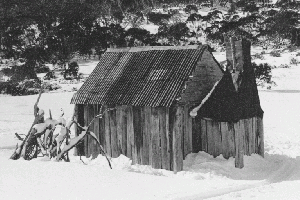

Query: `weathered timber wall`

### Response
(192, 116, 264, 161)
(78, 104, 193, 172)
(76, 104, 263, 170)
(180, 49, 223, 106)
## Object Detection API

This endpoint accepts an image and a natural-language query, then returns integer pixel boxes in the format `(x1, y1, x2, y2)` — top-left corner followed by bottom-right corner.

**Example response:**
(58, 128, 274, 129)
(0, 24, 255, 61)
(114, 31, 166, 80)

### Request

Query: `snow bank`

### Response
(1, 47, 300, 199)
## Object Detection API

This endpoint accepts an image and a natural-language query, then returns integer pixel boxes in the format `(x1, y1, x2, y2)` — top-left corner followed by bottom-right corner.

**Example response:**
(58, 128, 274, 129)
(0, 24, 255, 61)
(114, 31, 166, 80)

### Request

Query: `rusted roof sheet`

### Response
(71, 45, 208, 106)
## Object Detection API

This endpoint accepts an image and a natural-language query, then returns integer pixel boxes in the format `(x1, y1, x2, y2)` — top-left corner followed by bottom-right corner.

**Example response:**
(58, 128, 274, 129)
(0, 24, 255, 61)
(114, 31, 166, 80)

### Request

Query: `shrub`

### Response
(0, 79, 48, 95)
(252, 53, 264, 60)
(270, 50, 281, 57)
(278, 64, 291, 68)
(287, 45, 298, 52)
(296, 52, 300, 56)
(252, 62, 276, 88)
(15, 79, 41, 95)
(64, 61, 79, 80)
(77, 73, 84, 80)
(147, 12, 172, 25)
(35, 65, 50, 73)
(184, 5, 198, 14)
(43, 71, 56, 80)
(290, 57, 300, 65)
(0, 82, 12, 94)
(43, 82, 62, 91)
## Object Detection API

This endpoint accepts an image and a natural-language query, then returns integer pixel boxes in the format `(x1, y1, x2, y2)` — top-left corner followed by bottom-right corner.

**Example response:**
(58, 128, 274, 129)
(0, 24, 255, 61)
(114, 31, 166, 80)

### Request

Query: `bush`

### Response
(43, 71, 56, 80)
(64, 61, 79, 80)
(252, 53, 264, 60)
(184, 5, 198, 14)
(296, 52, 300, 56)
(0, 82, 12, 94)
(15, 79, 41, 95)
(35, 65, 50, 73)
(278, 64, 291, 68)
(0, 79, 41, 96)
(287, 45, 298, 52)
(43, 82, 62, 91)
(0, 79, 64, 96)
(252, 62, 276, 88)
(270, 50, 281, 57)
(147, 13, 172, 25)
(290, 57, 299, 65)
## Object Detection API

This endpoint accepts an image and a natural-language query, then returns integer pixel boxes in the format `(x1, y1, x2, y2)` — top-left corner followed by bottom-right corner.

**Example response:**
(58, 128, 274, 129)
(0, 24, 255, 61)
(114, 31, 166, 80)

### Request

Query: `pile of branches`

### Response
(10, 88, 111, 169)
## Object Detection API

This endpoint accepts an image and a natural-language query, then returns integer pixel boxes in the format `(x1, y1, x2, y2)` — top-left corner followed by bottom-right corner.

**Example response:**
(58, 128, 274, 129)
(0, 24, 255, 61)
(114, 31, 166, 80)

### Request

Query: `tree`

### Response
(147, 12, 172, 25)
(125, 28, 154, 47)
(259, 9, 300, 47)
(184, 5, 198, 14)
(167, 22, 190, 45)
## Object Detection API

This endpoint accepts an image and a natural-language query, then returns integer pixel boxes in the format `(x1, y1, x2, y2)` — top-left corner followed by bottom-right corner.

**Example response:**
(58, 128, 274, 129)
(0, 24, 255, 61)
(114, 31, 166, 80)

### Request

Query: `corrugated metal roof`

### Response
(71, 45, 208, 107)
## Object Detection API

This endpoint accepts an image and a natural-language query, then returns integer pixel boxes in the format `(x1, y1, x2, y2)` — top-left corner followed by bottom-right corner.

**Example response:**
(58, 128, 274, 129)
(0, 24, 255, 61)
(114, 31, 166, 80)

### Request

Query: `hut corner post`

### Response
(257, 117, 264, 158)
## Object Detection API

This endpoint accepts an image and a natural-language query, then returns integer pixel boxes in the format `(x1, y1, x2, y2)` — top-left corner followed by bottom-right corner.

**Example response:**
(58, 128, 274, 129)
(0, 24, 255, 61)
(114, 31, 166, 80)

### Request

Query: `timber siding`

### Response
(76, 104, 194, 172)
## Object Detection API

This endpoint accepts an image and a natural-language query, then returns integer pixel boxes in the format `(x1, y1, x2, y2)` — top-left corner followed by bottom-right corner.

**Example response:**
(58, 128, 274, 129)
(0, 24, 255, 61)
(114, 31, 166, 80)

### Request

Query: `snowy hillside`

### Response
(1, 49, 300, 199)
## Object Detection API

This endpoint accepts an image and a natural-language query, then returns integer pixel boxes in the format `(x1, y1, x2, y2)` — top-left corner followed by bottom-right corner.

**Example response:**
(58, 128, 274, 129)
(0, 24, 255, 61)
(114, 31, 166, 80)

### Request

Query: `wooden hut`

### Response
(71, 41, 264, 172)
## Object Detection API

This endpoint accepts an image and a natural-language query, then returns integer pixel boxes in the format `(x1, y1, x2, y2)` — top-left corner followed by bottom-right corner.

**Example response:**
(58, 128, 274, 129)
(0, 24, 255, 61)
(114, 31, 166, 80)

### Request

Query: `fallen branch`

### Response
(55, 108, 112, 169)
(10, 88, 43, 160)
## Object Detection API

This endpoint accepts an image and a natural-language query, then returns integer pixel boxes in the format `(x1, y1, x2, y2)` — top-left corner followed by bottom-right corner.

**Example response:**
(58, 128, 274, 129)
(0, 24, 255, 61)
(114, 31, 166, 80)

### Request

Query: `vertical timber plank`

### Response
(182, 105, 186, 158)
(192, 117, 201, 153)
(206, 120, 214, 156)
(99, 105, 106, 154)
(253, 117, 258, 154)
(188, 112, 193, 156)
(240, 120, 245, 158)
(243, 119, 249, 156)
(122, 106, 127, 157)
(257, 117, 264, 157)
(221, 122, 230, 159)
(166, 108, 171, 170)
(126, 106, 134, 160)
(201, 119, 207, 152)
(104, 106, 112, 157)
(172, 106, 183, 173)
(169, 106, 176, 171)
(212, 121, 221, 157)
(116, 105, 127, 156)
(143, 106, 151, 165)
(183, 105, 192, 159)
(228, 122, 235, 157)
(250, 117, 255, 154)
(132, 107, 142, 164)
(93, 105, 101, 158)
(76, 104, 85, 156)
(234, 120, 244, 168)
(84, 104, 89, 157)
(116, 105, 122, 155)
(110, 108, 119, 158)
(159, 107, 170, 170)
(139, 107, 146, 165)
(151, 107, 161, 169)
(73, 104, 79, 156)
(88, 105, 95, 158)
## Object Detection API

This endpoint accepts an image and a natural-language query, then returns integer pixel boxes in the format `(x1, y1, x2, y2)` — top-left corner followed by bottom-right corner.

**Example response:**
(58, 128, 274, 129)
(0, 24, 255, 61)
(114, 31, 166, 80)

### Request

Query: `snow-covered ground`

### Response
(1, 49, 300, 199)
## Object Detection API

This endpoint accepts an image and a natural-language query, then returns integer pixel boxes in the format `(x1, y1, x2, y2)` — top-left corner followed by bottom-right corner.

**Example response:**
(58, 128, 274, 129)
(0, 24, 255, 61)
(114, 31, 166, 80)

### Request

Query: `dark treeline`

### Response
(0, 0, 300, 83)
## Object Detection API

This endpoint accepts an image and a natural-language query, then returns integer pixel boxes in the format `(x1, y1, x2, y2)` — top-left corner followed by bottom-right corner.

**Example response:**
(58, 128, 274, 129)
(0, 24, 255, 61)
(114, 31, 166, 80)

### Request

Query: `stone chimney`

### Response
(224, 36, 251, 90)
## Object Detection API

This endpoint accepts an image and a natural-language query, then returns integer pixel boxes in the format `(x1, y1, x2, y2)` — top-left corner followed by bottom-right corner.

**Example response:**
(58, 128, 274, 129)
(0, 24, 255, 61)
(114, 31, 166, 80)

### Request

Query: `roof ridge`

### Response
(106, 45, 204, 52)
